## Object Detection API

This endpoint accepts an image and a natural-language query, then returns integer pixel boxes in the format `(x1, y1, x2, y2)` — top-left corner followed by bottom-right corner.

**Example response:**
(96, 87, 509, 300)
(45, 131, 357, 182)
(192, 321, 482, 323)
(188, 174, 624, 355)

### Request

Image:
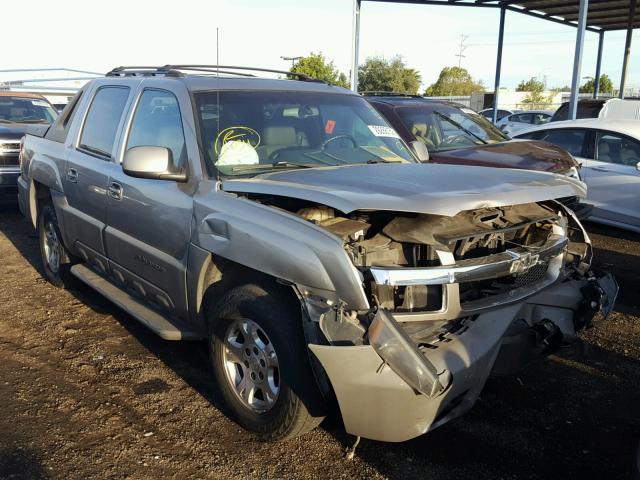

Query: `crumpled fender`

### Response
(193, 192, 369, 310)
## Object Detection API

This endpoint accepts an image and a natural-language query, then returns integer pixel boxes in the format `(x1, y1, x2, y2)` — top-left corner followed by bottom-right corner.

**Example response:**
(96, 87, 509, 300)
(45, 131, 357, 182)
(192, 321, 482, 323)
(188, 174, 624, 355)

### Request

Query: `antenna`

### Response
(455, 34, 469, 68)
(216, 27, 221, 184)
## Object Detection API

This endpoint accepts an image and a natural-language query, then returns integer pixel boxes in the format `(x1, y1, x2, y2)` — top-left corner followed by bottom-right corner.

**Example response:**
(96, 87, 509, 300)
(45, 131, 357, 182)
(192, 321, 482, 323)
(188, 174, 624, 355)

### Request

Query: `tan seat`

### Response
(257, 126, 309, 159)
(411, 122, 435, 148)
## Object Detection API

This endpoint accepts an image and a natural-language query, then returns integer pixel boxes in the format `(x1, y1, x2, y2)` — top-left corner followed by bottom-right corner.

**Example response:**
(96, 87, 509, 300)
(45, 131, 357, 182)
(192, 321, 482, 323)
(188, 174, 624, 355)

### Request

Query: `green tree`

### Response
(579, 74, 614, 94)
(516, 77, 546, 93)
(357, 56, 421, 94)
(516, 77, 548, 106)
(424, 66, 484, 96)
(291, 53, 349, 88)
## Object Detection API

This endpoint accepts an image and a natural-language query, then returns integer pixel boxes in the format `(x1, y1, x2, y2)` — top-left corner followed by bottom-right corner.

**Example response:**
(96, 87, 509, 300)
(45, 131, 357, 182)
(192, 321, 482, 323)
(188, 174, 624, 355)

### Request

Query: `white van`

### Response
(551, 98, 640, 122)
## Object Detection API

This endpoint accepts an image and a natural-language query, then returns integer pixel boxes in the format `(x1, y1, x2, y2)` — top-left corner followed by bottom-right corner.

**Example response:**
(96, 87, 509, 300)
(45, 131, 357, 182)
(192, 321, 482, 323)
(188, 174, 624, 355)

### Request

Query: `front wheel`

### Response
(207, 283, 326, 441)
(38, 202, 76, 288)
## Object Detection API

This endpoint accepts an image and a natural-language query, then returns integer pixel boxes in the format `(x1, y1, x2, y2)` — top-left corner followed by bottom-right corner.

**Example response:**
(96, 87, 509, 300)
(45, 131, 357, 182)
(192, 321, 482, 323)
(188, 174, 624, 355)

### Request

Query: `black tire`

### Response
(38, 202, 76, 288)
(207, 282, 326, 441)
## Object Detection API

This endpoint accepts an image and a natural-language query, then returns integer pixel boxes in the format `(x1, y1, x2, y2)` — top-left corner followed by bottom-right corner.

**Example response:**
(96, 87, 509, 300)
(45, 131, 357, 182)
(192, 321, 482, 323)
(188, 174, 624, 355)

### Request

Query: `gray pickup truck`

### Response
(18, 66, 617, 443)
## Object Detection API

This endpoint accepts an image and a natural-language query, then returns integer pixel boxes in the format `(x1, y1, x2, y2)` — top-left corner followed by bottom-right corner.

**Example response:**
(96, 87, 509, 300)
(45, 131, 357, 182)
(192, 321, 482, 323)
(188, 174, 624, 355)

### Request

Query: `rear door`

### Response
(64, 85, 132, 257)
(584, 130, 640, 228)
(105, 86, 196, 319)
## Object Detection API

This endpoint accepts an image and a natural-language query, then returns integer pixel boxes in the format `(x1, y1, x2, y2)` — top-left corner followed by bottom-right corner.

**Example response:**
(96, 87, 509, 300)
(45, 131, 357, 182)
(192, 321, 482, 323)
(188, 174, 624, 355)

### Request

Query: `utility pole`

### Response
(455, 34, 469, 68)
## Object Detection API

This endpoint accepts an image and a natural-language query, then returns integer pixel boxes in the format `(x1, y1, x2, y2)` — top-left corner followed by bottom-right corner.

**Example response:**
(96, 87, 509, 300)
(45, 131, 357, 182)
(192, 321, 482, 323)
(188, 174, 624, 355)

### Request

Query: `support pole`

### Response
(569, 0, 589, 120)
(351, 0, 361, 92)
(492, 7, 506, 124)
(593, 30, 604, 98)
(619, 0, 637, 99)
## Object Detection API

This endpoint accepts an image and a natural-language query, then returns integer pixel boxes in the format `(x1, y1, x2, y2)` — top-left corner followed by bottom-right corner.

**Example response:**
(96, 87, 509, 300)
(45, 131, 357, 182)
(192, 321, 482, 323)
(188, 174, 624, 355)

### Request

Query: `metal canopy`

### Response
(366, 0, 639, 32)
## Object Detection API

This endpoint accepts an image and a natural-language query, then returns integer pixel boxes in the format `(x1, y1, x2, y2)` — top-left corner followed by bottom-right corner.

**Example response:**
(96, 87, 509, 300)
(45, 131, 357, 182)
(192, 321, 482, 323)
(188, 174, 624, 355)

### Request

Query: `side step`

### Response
(71, 264, 201, 341)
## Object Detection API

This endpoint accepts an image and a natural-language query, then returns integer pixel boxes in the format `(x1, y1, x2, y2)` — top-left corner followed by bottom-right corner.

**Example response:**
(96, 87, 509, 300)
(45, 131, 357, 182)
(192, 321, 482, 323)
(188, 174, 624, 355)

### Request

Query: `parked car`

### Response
(515, 119, 640, 233)
(19, 66, 616, 443)
(0, 92, 58, 198)
(551, 98, 640, 122)
(497, 110, 554, 135)
(365, 95, 590, 218)
(478, 107, 513, 122)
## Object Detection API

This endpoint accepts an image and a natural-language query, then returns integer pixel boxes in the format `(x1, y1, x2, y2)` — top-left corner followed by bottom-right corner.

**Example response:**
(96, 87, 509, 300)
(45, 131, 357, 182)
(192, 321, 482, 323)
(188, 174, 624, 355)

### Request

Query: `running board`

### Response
(71, 264, 201, 341)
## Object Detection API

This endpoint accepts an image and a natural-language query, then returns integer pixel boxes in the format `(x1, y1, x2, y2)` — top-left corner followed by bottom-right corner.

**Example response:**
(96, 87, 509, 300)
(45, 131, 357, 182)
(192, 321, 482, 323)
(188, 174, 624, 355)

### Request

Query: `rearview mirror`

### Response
(123, 146, 187, 182)
(410, 140, 430, 162)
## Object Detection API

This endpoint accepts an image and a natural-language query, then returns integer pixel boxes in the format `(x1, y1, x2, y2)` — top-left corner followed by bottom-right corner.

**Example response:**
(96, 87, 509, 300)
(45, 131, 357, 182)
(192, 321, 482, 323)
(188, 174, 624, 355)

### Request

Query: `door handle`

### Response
(67, 168, 78, 183)
(593, 166, 610, 172)
(108, 182, 123, 200)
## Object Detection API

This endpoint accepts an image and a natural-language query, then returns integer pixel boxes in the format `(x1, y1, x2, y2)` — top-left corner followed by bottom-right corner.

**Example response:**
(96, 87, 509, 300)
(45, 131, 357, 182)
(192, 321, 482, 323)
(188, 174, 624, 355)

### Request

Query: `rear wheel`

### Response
(38, 202, 75, 288)
(207, 283, 325, 441)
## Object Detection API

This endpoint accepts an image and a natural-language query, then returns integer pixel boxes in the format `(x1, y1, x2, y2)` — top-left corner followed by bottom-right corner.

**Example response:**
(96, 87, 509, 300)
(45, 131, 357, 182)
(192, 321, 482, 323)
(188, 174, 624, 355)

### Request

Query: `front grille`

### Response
(0, 153, 19, 167)
(0, 142, 20, 151)
(513, 263, 548, 288)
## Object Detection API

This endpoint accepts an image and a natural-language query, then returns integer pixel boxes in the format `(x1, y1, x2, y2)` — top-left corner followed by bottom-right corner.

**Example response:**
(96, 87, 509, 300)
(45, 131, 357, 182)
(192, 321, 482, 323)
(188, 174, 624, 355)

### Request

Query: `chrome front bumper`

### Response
(370, 234, 567, 286)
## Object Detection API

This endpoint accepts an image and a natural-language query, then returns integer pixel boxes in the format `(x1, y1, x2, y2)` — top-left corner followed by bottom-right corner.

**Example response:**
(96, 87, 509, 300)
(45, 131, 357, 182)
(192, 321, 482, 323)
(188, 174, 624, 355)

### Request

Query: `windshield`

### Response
(0, 96, 58, 124)
(194, 91, 416, 177)
(396, 105, 509, 152)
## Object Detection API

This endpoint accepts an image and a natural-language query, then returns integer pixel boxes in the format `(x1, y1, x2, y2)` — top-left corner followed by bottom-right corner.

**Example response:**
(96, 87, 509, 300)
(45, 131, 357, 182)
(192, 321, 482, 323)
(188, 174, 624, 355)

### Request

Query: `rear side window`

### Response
(45, 90, 84, 143)
(79, 87, 130, 158)
(126, 89, 186, 168)
(539, 129, 587, 157)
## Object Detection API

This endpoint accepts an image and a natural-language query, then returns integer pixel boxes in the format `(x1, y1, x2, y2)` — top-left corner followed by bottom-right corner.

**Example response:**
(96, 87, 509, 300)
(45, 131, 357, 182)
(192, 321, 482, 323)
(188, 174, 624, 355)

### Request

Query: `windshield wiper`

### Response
(0, 119, 15, 124)
(366, 159, 406, 164)
(18, 119, 49, 124)
(433, 111, 488, 145)
(230, 162, 314, 172)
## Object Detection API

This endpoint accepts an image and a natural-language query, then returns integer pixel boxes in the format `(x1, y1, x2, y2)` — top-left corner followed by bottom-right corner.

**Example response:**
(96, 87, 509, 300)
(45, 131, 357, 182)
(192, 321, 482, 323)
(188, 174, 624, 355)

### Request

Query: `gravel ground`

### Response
(1, 201, 639, 480)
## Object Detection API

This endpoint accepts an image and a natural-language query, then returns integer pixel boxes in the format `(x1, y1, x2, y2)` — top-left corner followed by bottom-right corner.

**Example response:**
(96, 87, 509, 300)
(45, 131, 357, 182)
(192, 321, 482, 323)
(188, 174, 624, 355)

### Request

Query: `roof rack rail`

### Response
(106, 65, 327, 83)
(163, 65, 326, 83)
(106, 66, 185, 77)
(360, 91, 424, 98)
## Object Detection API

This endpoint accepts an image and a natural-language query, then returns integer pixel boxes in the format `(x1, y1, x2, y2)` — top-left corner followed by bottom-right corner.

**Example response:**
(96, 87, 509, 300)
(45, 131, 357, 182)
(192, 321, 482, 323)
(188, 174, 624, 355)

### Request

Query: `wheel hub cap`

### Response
(222, 319, 280, 414)
(43, 220, 61, 273)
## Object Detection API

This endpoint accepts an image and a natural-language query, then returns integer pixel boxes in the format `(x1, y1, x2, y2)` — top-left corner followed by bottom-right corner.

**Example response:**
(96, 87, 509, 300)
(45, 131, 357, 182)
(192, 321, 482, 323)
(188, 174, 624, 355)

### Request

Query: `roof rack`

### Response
(106, 65, 326, 83)
(360, 91, 424, 98)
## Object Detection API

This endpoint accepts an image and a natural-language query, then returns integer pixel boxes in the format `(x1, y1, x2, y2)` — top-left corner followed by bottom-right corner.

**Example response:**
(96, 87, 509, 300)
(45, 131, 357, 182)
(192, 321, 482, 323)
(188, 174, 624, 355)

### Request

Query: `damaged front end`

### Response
(235, 190, 617, 442)
(290, 199, 618, 442)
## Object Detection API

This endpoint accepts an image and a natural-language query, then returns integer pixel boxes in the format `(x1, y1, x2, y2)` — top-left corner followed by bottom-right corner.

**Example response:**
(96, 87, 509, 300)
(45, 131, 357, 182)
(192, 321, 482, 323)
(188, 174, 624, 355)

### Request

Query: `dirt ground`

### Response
(1, 201, 639, 480)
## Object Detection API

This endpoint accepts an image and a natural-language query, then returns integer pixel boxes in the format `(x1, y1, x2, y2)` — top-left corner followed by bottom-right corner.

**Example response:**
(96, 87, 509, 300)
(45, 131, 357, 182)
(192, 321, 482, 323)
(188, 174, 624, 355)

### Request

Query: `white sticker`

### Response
(31, 100, 51, 107)
(368, 125, 400, 139)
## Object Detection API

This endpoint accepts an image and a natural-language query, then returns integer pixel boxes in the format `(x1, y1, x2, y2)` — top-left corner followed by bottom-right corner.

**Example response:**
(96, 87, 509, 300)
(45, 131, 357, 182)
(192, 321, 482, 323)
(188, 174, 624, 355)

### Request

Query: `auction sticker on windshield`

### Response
(368, 125, 400, 138)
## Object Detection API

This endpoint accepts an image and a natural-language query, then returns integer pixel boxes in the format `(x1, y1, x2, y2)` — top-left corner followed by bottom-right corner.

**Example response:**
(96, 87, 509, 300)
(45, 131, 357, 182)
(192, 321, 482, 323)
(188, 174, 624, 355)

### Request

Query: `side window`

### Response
(540, 129, 587, 157)
(126, 90, 186, 168)
(45, 89, 84, 143)
(79, 87, 130, 158)
(595, 131, 640, 166)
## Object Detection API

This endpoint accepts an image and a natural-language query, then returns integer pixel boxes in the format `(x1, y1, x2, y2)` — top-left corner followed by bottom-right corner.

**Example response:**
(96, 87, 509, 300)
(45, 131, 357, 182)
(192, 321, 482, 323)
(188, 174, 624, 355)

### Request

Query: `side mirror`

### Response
(122, 146, 187, 182)
(410, 140, 430, 162)
(636, 161, 640, 171)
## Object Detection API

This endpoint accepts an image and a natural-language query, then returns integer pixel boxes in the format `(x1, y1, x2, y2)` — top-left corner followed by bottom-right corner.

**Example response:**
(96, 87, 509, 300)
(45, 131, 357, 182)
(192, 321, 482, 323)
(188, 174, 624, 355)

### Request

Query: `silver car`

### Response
(18, 66, 616, 443)
(515, 118, 640, 233)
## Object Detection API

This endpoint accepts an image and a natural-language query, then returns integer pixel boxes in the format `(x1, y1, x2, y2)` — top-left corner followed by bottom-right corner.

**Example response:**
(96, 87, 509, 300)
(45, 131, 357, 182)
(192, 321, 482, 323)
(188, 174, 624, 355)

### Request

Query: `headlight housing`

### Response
(565, 165, 582, 181)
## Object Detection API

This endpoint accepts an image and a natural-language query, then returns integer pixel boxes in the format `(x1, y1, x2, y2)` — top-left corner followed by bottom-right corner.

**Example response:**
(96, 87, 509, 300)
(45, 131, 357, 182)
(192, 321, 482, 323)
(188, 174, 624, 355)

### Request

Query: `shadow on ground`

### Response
(1, 204, 639, 479)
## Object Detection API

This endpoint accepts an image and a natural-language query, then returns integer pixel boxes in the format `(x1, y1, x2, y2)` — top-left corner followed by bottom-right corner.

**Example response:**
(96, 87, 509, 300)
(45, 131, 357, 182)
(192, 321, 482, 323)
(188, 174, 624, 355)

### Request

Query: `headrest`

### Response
(263, 126, 297, 145)
(411, 123, 428, 138)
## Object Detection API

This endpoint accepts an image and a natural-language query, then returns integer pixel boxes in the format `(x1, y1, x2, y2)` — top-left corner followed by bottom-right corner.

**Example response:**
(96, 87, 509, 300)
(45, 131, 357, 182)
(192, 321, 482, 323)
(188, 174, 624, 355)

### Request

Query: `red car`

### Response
(365, 94, 589, 217)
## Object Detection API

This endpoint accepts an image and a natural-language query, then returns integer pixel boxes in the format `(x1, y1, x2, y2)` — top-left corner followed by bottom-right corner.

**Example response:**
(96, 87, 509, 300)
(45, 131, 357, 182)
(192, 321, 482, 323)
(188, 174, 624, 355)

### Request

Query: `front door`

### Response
(105, 87, 194, 319)
(583, 130, 640, 229)
(64, 85, 131, 257)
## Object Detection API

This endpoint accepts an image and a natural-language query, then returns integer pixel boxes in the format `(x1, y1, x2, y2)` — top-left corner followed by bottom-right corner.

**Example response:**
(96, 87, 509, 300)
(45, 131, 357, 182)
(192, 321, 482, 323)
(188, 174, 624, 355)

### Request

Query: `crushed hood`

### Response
(222, 163, 586, 217)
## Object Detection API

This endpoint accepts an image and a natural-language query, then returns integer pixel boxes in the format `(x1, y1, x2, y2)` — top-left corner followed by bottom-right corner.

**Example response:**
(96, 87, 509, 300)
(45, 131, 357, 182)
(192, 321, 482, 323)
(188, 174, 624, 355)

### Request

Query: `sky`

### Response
(1, 0, 637, 92)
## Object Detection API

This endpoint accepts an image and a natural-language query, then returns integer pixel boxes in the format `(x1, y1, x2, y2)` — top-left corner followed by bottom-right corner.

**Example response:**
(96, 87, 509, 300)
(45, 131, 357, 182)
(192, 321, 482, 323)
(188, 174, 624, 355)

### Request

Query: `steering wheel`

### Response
(321, 134, 357, 150)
